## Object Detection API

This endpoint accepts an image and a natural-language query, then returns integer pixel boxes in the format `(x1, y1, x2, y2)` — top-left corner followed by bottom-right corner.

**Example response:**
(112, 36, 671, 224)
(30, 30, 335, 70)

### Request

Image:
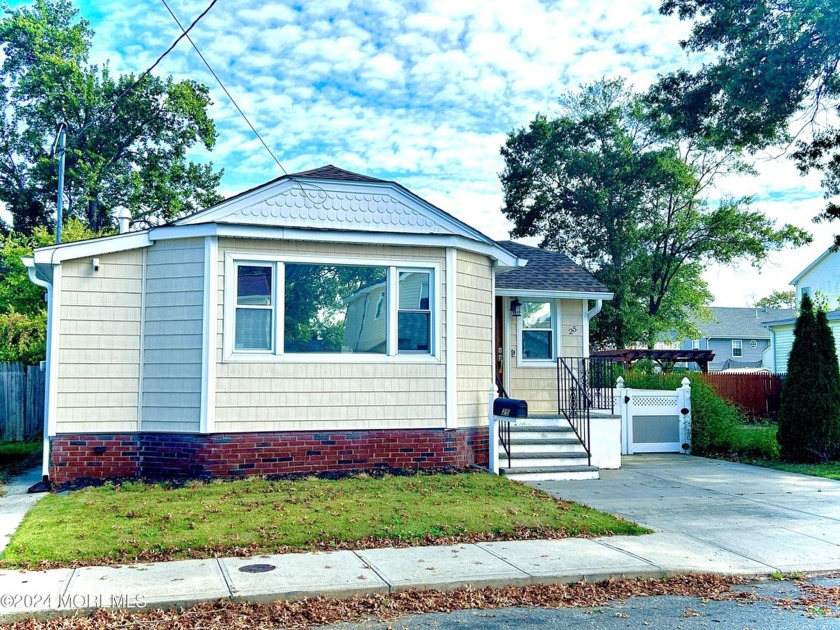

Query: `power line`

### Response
(159, 0, 289, 176)
(71, 0, 219, 144)
(159, 0, 326, 205)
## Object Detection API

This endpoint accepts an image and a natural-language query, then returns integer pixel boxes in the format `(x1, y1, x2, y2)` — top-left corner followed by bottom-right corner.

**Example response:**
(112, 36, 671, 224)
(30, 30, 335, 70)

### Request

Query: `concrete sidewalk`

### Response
(0, 533, 780, 619)
(2, 455, 840, 620)
(0, 467, 46, 557)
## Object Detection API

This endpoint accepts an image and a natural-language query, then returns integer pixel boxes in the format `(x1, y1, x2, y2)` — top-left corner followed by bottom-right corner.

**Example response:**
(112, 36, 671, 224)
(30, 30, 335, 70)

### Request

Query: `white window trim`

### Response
(222, 251, 441, 363)
(516, 298, 560, 368)
(691, 339, 700, 350)
(397, 268, 435, 355)
(231, 260, 278, 354)
(732, 339, 743, 357)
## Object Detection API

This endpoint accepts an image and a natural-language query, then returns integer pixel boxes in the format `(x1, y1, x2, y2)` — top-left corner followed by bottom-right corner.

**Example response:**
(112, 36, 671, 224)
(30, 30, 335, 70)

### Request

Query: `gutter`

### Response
(587, 299, 603, 320)
(22, 258, 53, 491)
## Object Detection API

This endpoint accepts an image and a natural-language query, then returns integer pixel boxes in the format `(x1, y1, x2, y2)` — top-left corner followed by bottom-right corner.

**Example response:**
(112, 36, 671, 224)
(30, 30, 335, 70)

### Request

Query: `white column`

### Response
(445, 247, 458, 428)
(679, 377, 692, 453)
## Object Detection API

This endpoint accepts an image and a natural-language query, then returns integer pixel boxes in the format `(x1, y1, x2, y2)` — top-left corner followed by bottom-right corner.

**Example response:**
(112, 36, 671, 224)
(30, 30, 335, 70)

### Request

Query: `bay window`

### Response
(227, 255, 438, 360)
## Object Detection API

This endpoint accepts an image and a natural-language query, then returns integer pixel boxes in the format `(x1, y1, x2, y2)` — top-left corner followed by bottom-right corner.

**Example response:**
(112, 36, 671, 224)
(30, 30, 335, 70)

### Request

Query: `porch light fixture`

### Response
(510, 298, 522, 317)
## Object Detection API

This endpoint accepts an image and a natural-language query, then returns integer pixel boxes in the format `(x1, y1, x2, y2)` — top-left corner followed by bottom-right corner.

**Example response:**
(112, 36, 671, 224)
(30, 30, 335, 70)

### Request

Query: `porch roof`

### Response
(494, 241, 611, 298)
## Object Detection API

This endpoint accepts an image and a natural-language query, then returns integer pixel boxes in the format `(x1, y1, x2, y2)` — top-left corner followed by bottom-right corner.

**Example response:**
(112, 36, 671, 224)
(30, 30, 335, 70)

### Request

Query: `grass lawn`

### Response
(0, 472, 648, 569)
(0, 440, 41, 488)
(744, 459, 840, 480)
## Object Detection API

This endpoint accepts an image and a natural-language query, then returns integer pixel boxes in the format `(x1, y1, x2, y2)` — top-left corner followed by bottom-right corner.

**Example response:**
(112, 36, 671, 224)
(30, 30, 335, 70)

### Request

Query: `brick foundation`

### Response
(49, 428, 489, 484)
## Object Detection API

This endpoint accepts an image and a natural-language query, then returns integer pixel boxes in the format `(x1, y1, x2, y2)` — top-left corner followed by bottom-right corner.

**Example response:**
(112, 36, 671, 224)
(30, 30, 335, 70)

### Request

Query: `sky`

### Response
(3, 0, 834, 306)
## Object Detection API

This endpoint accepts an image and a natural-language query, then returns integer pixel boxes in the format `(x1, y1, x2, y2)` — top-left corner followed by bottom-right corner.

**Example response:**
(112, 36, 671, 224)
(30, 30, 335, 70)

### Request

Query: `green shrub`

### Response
(777, 295, 840, 462)
(622, 371, 777, 458)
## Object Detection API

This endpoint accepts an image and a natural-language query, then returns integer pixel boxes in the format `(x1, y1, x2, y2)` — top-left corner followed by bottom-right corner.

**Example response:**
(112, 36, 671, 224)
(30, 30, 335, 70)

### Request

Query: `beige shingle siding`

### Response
(456, 251, 492, 427)
(141, 238, 204, 432)
(214, 238, 447, 432)
(507, 298, 586, 414)
(56, 249, 143, 433)
(559, 300, 585, 357)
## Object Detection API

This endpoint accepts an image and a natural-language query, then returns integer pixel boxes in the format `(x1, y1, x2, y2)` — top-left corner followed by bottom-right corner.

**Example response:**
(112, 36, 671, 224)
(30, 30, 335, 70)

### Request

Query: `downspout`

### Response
(587, 299, 603, 320)
(24, 259, 53, 490)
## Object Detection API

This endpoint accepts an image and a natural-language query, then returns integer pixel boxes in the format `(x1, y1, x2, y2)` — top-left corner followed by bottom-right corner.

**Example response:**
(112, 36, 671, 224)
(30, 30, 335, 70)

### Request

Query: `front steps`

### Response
(497, 420, 599, 481)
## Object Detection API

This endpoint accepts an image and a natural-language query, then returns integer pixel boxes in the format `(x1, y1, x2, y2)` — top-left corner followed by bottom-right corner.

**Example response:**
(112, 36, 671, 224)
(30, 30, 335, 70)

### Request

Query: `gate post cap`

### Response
(681, 377, 691, 387)
(616, 376, 625, 387)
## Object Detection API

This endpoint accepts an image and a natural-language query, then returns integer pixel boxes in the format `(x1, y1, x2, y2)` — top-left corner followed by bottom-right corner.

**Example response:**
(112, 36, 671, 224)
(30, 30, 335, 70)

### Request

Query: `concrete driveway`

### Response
(534, 454, 840, 574)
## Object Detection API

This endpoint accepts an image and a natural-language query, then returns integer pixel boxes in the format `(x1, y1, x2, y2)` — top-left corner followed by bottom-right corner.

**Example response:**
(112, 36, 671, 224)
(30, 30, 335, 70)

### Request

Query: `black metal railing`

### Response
(556, 357, 595, 465)
(495, 375, 509, 399)
(558, 357, 621, 413)
(498, 417, 512, 469)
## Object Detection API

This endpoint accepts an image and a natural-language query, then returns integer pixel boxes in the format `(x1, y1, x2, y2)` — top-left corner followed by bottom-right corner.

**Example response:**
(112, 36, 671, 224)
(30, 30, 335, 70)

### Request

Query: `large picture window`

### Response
(235, 264, 273, 351)
(226, 255, 438, 360)
(284, 264, 387, 354)
(521, 300, 553, 361)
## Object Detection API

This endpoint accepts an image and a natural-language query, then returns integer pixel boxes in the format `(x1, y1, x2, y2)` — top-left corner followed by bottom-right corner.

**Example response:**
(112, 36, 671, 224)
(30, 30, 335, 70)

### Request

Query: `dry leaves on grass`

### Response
(1, 575, 743, 630)
(23, 525, 596, 571)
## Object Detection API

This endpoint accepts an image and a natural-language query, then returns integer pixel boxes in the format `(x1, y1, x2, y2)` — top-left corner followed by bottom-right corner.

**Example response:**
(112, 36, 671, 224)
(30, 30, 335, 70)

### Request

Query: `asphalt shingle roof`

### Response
(494, 241, 610, 294)
(289, 165, 386, 183)
(696, 307, 796, 339)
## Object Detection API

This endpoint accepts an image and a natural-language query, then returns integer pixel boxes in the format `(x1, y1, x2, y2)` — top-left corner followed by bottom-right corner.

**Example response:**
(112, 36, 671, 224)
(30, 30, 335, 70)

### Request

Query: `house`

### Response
(765, 310, 840, 373)
(790, 245, 840, 307)
(24, 165, 614, 484)
(679, 307, 794, 371)
(765, 245, 840, 372)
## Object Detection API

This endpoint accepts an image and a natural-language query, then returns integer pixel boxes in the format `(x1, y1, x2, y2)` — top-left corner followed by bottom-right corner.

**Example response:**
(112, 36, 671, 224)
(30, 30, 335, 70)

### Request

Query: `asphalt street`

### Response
(318, 577, 840, 630)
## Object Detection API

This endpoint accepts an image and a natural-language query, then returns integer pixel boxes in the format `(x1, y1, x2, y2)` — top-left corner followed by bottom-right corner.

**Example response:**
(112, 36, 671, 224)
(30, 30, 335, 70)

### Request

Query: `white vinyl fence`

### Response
(616, 376, 691, 455)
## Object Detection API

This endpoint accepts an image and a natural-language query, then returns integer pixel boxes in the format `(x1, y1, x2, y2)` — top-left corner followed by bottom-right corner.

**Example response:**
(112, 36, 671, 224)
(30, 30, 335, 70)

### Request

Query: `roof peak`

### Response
(288, 164, 386, 183)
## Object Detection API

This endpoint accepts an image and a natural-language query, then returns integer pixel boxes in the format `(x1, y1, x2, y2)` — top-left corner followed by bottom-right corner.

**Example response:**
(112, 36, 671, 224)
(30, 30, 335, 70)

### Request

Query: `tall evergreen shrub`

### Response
(777, 295, 840, 462)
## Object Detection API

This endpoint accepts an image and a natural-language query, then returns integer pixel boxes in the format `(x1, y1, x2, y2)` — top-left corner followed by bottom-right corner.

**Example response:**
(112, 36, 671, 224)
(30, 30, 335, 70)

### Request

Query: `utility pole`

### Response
(55, 123, 66, 244)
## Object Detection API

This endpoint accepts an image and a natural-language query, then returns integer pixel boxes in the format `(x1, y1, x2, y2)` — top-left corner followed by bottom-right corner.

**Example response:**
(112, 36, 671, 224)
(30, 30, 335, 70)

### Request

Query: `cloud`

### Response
(66, 0, 829, 305)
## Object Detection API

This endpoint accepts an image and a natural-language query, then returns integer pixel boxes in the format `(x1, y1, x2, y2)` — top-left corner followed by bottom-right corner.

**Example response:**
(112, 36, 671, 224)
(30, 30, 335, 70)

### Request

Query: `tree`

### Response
(755, 290, 797, 310)
(500, 78, 810, 348)
(0, 218, 102, 363)
(0, 0, 223, 234)
(777, 294, 840, 462)
(652, 0, 840, 240)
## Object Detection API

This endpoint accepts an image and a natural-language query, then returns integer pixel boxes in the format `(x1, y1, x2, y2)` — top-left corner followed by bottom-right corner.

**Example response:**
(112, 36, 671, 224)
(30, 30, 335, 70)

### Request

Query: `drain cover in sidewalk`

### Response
(238, 563, 276, 573)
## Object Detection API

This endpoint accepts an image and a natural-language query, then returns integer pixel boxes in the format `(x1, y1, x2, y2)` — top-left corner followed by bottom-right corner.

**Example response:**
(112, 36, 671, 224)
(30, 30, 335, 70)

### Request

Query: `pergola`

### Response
(590, 349, 716, 373)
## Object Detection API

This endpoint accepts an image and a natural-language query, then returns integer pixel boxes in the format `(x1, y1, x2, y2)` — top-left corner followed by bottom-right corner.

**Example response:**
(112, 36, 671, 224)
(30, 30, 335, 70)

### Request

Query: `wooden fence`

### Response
(0, 363, 45, 441)
(700, 372, 785, 420)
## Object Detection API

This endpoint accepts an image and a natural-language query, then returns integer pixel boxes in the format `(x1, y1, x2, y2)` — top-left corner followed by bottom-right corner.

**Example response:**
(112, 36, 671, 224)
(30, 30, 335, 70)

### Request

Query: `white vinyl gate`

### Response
(616, 377, 692, 455)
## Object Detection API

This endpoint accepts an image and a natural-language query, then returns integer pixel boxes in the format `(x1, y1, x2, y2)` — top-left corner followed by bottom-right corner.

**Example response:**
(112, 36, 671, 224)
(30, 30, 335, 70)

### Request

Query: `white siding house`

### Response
(26, 166, 612, 484)
(766, 244, 840, 373)
(791, 246, 840, 307)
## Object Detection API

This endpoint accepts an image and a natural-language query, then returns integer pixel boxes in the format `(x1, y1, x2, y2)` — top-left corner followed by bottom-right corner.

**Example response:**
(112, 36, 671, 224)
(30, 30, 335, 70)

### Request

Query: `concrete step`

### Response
(499, 465, 600, 481)
(506, 438, 584, 454)
(499, 452, 590, 468)
(507, 425, 576, 440)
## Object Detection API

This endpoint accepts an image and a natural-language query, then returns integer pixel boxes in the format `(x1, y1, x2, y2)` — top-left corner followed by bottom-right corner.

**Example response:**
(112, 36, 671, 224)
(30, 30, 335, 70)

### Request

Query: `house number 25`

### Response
(568, 326, 578, 334)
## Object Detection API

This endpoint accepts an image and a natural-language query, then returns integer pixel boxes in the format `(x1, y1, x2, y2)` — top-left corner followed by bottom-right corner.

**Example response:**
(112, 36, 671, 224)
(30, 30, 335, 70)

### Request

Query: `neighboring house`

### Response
(679, 307, 794, 372)
(25, 165, 613, 484)
(765, 310, 840, 373)
(765, 245, 840, 372)
(791, 245, 840, 306)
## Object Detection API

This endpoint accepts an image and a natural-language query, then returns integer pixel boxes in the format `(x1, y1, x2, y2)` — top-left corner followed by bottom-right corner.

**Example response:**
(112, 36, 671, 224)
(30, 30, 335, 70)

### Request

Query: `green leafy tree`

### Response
(755, 290, 797, 310)
(0, 218, 102, 363)
(0, 0, 223, 234)
(500, 78, 810, 348)
(777, 294, 840, 462)
(652, 0, 840, 240)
